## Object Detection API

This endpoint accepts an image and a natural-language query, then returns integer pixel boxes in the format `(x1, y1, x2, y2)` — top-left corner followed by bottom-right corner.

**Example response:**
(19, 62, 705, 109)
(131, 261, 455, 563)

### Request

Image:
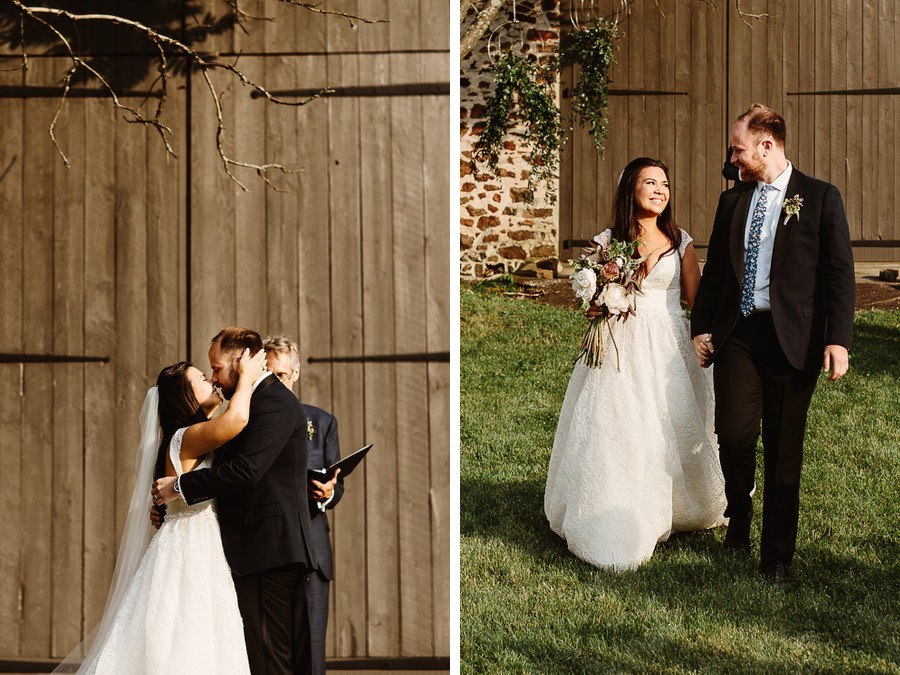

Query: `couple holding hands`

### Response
(546, 104, 855, 583)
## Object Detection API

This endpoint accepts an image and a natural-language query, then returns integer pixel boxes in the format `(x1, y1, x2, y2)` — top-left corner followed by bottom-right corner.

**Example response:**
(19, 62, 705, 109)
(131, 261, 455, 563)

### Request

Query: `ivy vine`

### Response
(474, 52, 565, 204)
(559, 19, 620, 157)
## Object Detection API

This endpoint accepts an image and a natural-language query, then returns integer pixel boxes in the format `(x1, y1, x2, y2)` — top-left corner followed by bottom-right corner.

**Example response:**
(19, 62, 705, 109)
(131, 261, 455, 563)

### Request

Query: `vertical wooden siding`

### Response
(561, 0, 899, 260)
(0, 0, 449, 662)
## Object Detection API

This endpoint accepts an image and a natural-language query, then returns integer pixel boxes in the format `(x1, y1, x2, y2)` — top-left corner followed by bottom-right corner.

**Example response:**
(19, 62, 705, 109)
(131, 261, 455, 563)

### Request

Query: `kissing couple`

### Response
(58, 327, 322, 674)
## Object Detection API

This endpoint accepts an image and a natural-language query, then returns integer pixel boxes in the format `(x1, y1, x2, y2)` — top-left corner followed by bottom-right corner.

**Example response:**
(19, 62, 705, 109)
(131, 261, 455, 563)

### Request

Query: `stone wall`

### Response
(459, 1, 561, 278)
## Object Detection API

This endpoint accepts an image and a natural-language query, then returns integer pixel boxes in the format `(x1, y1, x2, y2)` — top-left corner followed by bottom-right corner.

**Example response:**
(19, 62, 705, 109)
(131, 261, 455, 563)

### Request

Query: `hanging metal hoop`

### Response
(487, 0, 523, 61)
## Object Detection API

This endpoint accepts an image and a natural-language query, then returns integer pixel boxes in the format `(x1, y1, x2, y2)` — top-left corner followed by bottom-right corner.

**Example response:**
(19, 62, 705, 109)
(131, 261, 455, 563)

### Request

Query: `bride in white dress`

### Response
(545, 157, 727, 571)
(58, 349, 267, 673)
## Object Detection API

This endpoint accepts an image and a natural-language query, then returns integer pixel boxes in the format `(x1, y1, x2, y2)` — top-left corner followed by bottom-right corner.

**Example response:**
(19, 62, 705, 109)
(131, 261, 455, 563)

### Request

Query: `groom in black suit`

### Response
(691, 104, 855, 583)
(153, 326, 316, 673)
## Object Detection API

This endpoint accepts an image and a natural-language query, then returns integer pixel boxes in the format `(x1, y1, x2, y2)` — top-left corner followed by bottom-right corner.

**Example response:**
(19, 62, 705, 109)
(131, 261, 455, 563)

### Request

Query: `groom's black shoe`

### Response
(723, 536, 751, 556)
(723, 517, 751, 556)
(760, 561, 793, 585)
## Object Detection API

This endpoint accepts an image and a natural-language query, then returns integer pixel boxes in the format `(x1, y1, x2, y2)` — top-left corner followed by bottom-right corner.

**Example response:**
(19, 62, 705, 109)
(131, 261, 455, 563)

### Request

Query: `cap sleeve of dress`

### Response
(167, 426, 190, 477)
(592, 228, 613, 247)
(678, 229, 694, 258)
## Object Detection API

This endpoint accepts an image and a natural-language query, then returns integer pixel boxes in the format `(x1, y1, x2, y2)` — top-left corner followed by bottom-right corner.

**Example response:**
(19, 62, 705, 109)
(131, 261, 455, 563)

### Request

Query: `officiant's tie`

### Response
(740, 184, 776, 316)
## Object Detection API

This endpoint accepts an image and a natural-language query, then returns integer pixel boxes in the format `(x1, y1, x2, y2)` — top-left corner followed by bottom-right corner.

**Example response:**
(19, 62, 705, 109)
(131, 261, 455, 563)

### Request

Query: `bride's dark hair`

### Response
(609, 156, 681, 276)
(154, 362, 208, 480)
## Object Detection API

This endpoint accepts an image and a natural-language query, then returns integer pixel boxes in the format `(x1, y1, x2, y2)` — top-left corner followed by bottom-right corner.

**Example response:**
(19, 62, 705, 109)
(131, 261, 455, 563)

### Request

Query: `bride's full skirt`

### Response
(544, 306, 727, 571)
(85, 502, 250, 674)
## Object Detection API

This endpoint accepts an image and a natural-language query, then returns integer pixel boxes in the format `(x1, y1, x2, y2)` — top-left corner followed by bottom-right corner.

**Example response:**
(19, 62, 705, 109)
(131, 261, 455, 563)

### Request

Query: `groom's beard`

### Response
(734, 153, 766, 182)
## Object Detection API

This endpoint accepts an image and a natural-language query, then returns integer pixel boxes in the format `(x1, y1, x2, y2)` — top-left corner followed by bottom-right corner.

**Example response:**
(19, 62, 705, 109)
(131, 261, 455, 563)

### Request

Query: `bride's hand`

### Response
(584, 302, 603, 321)
(237, 348, 267, 381)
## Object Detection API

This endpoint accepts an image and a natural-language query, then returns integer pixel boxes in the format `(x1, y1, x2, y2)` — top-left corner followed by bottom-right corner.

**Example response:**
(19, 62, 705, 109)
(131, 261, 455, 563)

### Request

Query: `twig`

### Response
(276, 0, 389, 27)
(7, 0, 341, 189)
(734, 0, 771, 27)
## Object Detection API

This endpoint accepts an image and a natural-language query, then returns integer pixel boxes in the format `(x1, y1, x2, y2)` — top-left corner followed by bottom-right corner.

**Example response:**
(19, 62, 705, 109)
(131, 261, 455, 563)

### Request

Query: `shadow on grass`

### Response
(847, 315, 900, 378)
(462, 475, 900, 667)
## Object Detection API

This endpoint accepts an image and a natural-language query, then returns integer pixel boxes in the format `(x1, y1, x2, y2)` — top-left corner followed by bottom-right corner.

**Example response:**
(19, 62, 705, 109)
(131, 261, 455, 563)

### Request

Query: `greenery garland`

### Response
(559, 19, 620, 157)
(474, 51, 565, 204)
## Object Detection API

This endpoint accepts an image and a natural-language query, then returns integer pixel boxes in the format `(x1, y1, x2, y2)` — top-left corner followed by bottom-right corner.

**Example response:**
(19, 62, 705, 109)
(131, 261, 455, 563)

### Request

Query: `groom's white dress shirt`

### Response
(743, 161, 792, 313)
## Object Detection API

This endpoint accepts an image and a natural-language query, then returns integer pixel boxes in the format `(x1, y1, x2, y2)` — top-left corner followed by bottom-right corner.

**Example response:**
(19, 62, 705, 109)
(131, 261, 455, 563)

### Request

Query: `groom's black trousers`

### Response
(713, 312, 818, 567)
(233, 563, 312, 675)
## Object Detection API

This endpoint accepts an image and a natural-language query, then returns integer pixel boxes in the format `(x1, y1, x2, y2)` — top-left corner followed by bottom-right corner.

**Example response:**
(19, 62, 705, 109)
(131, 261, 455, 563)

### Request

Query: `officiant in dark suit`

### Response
(691, 104, 855, 584)
(265, 336, 344, 675)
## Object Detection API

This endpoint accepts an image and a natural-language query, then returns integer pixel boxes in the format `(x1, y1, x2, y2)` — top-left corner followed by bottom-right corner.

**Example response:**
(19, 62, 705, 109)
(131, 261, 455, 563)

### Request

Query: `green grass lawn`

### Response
(461, 285, 900, 673)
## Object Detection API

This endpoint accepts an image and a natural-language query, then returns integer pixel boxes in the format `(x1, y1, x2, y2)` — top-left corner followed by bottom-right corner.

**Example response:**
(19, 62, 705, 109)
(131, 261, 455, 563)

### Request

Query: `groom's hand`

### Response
(149, 505, 165, 530)
(692, 333, 714, 368)
(823, 344, 849, 381)
(152, 476, 179, 505)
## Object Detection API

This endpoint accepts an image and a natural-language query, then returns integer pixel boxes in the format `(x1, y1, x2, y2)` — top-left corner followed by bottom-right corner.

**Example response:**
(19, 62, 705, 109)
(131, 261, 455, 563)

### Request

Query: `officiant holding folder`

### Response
(265, 336, 343, 675)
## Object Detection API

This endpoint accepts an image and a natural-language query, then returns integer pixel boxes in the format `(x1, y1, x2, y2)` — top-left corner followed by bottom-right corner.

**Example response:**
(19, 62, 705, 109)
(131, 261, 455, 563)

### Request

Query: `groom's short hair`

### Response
(738, 103, 786, 148)
(211, 326, 264, 354)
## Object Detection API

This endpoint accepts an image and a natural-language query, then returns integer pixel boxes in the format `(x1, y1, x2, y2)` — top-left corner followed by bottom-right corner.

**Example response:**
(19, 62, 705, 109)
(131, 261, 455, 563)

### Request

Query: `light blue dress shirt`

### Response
(743, 162, 793, 312)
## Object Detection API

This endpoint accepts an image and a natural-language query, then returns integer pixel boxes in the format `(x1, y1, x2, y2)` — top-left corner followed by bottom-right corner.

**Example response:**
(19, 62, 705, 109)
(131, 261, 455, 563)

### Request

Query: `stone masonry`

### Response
(460, 1, 561, 278)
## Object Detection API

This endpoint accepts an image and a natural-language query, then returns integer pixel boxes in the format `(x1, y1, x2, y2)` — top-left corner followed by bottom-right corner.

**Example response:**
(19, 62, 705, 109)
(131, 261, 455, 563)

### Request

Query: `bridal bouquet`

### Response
(570, 231, 644, 370)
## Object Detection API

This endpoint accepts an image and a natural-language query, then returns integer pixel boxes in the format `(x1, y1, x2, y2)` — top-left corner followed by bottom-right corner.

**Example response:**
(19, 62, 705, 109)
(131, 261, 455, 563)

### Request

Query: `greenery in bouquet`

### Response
(570, 231, 644, 369)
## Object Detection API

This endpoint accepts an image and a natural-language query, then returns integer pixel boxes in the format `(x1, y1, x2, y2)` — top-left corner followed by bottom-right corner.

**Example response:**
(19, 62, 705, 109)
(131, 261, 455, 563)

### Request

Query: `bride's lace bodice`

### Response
(598, 228, 693, 315)
(166, 427, 214, 520)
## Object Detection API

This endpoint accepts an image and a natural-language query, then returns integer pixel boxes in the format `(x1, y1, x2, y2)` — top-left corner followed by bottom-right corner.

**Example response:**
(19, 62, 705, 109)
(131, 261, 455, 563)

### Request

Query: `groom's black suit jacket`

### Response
(691, 167, 855, 370)
(179, 374, 317, 577)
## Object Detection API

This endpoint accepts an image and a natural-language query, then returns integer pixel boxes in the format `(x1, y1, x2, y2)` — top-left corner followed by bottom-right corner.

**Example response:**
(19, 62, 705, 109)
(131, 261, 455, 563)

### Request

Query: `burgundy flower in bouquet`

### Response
(570, 231, 644, 370)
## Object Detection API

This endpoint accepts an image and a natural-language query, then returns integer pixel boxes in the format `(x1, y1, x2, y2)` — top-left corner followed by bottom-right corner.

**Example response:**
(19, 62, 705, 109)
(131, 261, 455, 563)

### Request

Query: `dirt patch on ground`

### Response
(508, 278, 900, 311)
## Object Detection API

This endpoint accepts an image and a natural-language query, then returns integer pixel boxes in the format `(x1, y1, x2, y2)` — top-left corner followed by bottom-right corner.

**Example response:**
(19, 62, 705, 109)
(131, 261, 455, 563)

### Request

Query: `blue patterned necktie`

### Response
(740, 184, 775, 316)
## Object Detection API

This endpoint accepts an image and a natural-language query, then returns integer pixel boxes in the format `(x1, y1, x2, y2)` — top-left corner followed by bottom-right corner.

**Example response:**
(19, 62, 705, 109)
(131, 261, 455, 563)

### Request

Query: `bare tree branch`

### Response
(461, 0, 506, 60)
(734, 0, 771, 27)
(276, 0, 389, 27)
(5, 0, 342, 189)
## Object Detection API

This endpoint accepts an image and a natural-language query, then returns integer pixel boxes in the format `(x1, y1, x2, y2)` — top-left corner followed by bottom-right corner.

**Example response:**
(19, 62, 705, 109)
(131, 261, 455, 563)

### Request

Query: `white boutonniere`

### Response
(307, 418, 316, 441)
(782, 194, 803, 226)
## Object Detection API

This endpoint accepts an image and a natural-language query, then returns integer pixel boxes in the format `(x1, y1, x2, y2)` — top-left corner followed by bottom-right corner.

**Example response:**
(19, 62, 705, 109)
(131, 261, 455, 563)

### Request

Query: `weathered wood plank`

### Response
(326, 0, 368, 658)
(190, 66, 237, 357)
(875, 0, 895, 258)
(232, 56, 269, 332)
(357, 1, 401, 657)
(49, 87, 85, 656)
(81, 95, 118, 641)
(859, 0, 878, 256)
(19, 56, 57, 658)
(390, 0, 433, 654)
(0, 56, 24, 658)
(673, 0, 692, 235)
(843, 0, 863, 243)
(421, 45, 450, 655)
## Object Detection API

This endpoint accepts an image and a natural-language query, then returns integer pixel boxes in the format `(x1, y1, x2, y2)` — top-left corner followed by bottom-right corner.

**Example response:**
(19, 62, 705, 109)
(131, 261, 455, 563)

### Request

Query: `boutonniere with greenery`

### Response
(782, 194, 803, 225)
(307, 418, 316, 441)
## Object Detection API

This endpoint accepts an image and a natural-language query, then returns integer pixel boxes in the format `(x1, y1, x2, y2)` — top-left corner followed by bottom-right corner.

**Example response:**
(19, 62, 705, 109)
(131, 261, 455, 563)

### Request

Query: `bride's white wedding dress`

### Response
(545, 229, 726, 571)
(83, 427, 250, 674)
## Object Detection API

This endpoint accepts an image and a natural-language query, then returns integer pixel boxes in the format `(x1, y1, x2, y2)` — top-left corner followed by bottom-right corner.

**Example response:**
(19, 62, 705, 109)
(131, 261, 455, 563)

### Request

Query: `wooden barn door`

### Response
(0, 57, 189, 660)
(560, 0, 899, 260)
(560, 0, 727, 255)
(0, 0, 449, 666)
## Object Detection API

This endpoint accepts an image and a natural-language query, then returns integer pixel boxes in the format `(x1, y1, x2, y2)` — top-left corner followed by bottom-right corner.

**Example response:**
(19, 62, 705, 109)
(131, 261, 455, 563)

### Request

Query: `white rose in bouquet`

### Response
(571, 268, 598, 305)
(593, 230, 612, 248)
(599, 282, 631, 315)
